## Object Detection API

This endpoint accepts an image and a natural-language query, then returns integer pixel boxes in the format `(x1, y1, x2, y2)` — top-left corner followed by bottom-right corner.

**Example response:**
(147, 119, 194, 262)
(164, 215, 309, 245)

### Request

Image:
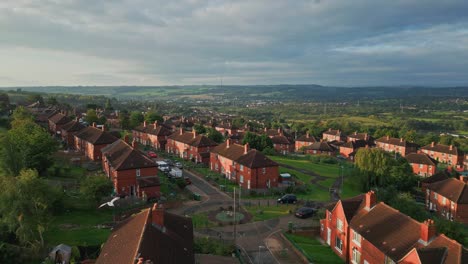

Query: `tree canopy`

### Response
(242, 132, 273, 151)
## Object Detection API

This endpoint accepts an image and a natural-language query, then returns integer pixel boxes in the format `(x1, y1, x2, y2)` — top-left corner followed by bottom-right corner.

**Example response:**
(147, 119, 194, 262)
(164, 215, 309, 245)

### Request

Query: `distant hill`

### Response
(1, 85, 467, 102)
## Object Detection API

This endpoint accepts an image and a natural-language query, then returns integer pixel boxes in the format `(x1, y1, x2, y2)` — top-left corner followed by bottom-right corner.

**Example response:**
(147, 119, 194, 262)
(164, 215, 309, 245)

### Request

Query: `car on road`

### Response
(295, 207, 317, 219)
(164, 159, 175, 166)
(277, 194, 297, 204)
(147, 151, 158, 158)
(156, 161, 171, 173)
(174, 162, 183, 169)
(184, 176, 192, 185)
(169, 168, 183, 178)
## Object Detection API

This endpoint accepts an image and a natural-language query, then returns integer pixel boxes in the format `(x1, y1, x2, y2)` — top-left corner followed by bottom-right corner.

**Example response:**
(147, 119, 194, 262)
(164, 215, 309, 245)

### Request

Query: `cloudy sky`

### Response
(1, 0, 468, 86)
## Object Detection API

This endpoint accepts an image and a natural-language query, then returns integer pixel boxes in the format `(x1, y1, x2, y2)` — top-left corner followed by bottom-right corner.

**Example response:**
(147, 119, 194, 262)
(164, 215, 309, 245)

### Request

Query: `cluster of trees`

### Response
(242, 132, 273, 152)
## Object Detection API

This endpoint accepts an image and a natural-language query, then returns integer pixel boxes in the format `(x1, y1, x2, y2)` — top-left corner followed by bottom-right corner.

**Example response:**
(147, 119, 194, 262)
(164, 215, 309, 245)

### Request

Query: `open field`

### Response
(244, 204, 297, 221)
(269, 156, 341, 177)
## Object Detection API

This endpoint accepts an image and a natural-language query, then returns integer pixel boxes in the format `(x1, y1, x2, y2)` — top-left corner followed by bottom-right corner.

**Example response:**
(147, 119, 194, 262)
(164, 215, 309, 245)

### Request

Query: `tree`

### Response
(105, 99, 113, 110)
(241, 132, 273, 151)
(84, 109, 99, 125)
(0, 169, 63, 248)
(80, 175, 113, 203)
(129, 111, 144, 128)
(193, 124, 206, 134)
(206, 127, 224, 143)
(46, 96, 58, 106)
(144, 111, 163, 123)
(119, 111, 130, 130)
(0, 118, 58, 175)
(25, 94, 44, 105)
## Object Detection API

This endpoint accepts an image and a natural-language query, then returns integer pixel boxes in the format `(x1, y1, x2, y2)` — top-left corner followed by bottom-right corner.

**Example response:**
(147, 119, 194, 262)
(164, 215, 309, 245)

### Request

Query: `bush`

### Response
(175, 178, 187, 189)
(80, 174, 113, 203)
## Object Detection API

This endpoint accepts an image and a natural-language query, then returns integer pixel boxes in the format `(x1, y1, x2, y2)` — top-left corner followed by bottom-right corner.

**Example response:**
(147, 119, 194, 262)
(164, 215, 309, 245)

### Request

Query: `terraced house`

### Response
(425, 176, 468, 224)
(101, 138, 160, 198)
(321, 191, 468, 264)
(166, 128, 218, 164)
(375, 136, 419, 157)
(74, 123, 119, 161)
(60, 119, 85, 148)
(420, 142, 464, 169)
(322, 128, 346, 142)
(48, 111, 71, 135)
(132, 121, 173, 150)
(405, 153, 438, 177)
(295, 132, 317, 152)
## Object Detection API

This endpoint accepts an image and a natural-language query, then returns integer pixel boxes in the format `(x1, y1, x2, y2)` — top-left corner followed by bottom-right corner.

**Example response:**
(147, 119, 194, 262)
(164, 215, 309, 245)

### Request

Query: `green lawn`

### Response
(284, 233, 343, 264)
(191, 212, 217, 228)
(279, 167, 331, 201)
(244, 204, 297, 221)
(44, 208, 113, 247)
(269, 156, 340, 177)
(341, 176, 362, 199)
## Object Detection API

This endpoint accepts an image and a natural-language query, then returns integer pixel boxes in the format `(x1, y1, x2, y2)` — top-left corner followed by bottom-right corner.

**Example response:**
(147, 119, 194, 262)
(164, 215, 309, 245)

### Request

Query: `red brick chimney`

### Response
(153, 121, 158, 129)
(386, 135, 390, 140)
(179, 127, 183, 135)
(244, 143, 249, 154)
(459, 175, 467, 183)
(132, 138, 138, 149)
(431, 142, 435, 147)
(400, 138, 403, 142)
(306, 132, 310, 138)
(364, 190, 376, 211)
(192, 127, 197, 138)
(449, 145, 453, 151)
(101, 125, 105, 131)
(92, 122, 96, 127)
(152, 203, 164, 228)
(226, 139, 231, 147)
(143, 121, 147, 128)
(328, 128, 332, 131)
(277, 128, 281, 134)
(420, 219, 437, 245)
(124, 135, 129, 143)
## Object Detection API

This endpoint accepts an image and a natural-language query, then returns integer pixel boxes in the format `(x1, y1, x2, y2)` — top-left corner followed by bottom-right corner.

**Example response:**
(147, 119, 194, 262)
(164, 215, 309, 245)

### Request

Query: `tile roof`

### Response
(405, 153, 438, 166)
(428, 178, 468, 204)
(236, 149, 278, 168)
(421, 143, 462, 156)
(74, 126, 119, 145)
(137, 177, 160, 188)
(323, 129, 345, 137)
(211, 142, 246, 161)
(49, 112, 71, 125)
(421, 171, 450, 184)
(347, 132, 373, 141)
(350, 202, 422, 261)
(306, 141, 336, 152)
(61, 120, 85, 132)
(296, 134, 317, 143)
(416, 247, 448, 264)
(376, 136, 419, 148)
(340, 194, 365, 223)
(271, 135, 292, 145)
(101, 139, 156, 171)
(133, 122, 173, 136)
(340, 139, 368, 149)
(169, 131, 218, 148)
(96, 206, 194, 264)
(424, 234, 468, 264)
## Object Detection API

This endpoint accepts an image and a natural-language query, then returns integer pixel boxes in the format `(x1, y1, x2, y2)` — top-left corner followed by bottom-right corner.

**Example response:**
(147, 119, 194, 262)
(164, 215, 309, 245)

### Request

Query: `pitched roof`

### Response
(96, 207, 194, 264)
(61, 120, 85, 133)
(421, 143, 462, 156)
(211, 142, 246, 161)
(347, 132, 373, 141)
(416, 247, 448, 264)
(421, 171, 450, 184)
(236, 149, 278, 168)
(101, 140, 156, 171)
(323, 129, 345, 137)
(296, 134, 317, 143)
(405, 153, 438, 166)
(169, 131, 218, 147)
(350, 202, 422, 261)
(340, 194, 365, 222)
(428, 178, 468, 204)
(424, 234, 468, 264)
(74, 126, 119, 145)
(271, 135, 292, 145)
(133, 123, 173, 136)
(137, 177, 161, 188)
(376, 136, 419, 148)
(306, 141, 336, 152)
(340, 139, 368, 150)
(49, 112, 71, 125)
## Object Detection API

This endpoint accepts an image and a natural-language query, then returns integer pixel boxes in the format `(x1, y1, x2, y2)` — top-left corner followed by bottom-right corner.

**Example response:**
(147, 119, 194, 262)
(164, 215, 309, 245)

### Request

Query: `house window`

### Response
(240, 176, 244, 183)
(337, 219, 343, 232)
(353, 230, 361, 246)
(136, 169, 141, 177)
(240, 165, 244, 171)
(419, 164, 423, 168)
(262, 168, 266, 174)
(335, 237, 343, 253)
(352, 248, 361, 264)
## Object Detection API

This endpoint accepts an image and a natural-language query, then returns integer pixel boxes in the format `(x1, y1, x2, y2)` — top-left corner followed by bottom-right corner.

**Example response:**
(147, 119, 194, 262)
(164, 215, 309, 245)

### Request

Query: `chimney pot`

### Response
(386, 135, 390, 140)
(365, 190, 376, 210)
(431, 142, 435, 147)
(226, 139, 231, 147)
(244, 143, 249, 154)
(420, 219, 437, 244)
(92, 122, 96, 127)
(459, 175, 467, 183)
(179, 127, 183, 135)
(400, 138, 403, 142)
(449, 145, 453, 151)
(132, 139, 137, 149)
(154, 121, 158, 129)
(306, 132, 310, 138)
(101, 125, 105, 131)
(143, 121, 147, 128)
(124, 135, 129, 143)
(152, 203, 164, 227)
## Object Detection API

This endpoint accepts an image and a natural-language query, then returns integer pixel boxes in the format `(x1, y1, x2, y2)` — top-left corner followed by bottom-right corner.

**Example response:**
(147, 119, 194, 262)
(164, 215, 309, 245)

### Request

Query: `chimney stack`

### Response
(153, 121, 158, 129)
(277, 128, 281, 134)
(124, 135, 129, 143)
(226, 139, 231, 147)
(152, 203, 165, 228)
(179, 127, 183, 135)
(244, 143, 249, 154)
(431, 142, 435, 147)
(400, 138, 403, 142)
(143, 121, 147, 128)
(459, 175, 467, 183)
(449, 145, 453, 151)
(364, 190, 376, 211)
(132, 138, 138, 149)
(306, 132, 310, 138)
(420, 219, 437, 245)
(101, 125, 105, 131)
(386, 135, 390, 140)
(192, 127, 196, 138)
(264, 127, 267, 132)
(92, 122, 96, 128)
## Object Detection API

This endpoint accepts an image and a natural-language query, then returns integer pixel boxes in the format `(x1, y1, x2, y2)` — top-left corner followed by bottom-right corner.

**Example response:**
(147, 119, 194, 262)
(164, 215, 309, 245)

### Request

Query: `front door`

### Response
(327, 228, 331, 245)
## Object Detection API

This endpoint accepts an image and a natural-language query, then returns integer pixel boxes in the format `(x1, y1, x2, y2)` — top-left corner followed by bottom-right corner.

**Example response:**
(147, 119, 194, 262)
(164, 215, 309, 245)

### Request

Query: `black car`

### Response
(295, 207, 317, 219)
(277, 194, 297, 204)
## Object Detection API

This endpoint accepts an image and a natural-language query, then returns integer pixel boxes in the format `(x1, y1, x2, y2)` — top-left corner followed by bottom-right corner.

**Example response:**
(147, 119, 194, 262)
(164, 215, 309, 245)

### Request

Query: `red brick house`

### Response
(320, 191, 468, 264)
(74, 124, 119, 161)
(405, 153, 438, 177)
(425, 177, 468, 223)
(102, 139, 160, 198)
(305, 141, 336, 156)
(48, 112, 71, 135)
(166, 128, 218, 164)
(295, 132, 317, 152)
(60, 120, 85, 148)
(215, 121, 238, 136)
(375, 136, 419, 157)
(271, 134, 294, 154)
(420, 170, 450, 193)
(323, 128, 346, 142)
(234, 147, 280, 189)
(339, 140, 368, 160)
(210, 140, 246, 180)
(132, 121, 173, 150)
(421, 142, 464, 168)
(96, 203, 194, 264)
(347, 132, 374, 144)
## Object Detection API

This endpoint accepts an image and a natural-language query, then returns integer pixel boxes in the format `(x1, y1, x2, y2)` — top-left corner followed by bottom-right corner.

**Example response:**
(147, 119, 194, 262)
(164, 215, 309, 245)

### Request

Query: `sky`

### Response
(1, 0, 468, 87)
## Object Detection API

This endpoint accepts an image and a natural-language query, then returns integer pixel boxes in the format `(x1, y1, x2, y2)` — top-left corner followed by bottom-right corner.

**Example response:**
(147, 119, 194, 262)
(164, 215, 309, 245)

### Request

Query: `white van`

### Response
(156, 161, 171, 172)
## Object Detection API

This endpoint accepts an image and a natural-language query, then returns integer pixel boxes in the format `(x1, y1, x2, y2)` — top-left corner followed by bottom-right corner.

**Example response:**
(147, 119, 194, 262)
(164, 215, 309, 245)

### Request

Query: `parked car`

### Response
(174, 162, 183, 169)
(169, 168, 183, 178)
(277, 194, 297, 204)
(147, 151, 158, 158)
(295, 207, 317, 219)
(164, 159, 175, 166)
(184, 176, 192, 185)
(156, 161, 171, 173)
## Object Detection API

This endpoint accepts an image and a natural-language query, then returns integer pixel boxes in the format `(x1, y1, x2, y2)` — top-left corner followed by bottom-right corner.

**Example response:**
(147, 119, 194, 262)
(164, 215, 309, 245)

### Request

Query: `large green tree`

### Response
(242, 132, 273, 151)
(206, 127, 224, 143)
(129, 111, 144, 128)
(144, 111, 163, 123)
(80, 174, 114, 203)
(84, 109, 99, 125)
